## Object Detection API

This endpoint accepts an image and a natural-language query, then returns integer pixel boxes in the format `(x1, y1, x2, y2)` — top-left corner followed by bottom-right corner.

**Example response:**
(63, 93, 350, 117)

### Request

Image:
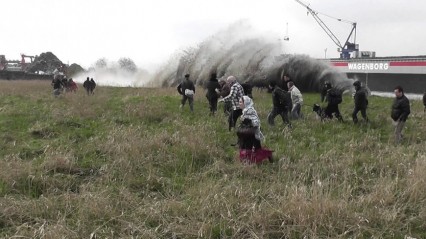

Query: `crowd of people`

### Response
(51, 76, 96, 97)
(177, 73, 417, 164)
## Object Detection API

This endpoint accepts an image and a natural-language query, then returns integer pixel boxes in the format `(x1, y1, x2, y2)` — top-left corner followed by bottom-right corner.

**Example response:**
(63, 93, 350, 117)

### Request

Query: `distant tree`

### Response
(95, 58, 108, 69)
(118, 57, 137, 73)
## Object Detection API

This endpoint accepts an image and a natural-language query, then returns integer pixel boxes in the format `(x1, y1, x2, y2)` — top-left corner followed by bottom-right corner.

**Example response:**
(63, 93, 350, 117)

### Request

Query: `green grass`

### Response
(0, 80, 425, 238)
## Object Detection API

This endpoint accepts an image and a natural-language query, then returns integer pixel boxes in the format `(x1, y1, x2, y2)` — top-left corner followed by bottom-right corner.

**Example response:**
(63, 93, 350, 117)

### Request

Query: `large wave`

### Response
(151, 20, 353, 92)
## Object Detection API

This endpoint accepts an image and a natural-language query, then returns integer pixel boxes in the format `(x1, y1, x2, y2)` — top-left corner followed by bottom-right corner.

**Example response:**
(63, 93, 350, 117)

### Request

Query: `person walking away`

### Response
(52, 77, 64, 97)
(237, 96, 273, 164)
(391, 86, 410, 144)
(267, 81, 292, 128)
(219, 78, 231, 116)
(219, 76, 244, 131)
(68, 78, 78, 93)
(423, 91, 426, 113)
(177, 74, 196, 112)
(321, 82, 332, 102)
(90, 78, 96, 94)
(287, 81, 303, 119)
(352, 81, 369, 123)
(83, 77, 91, 95)
(324, 85, 344, 121)
(205, 73, 221, 116)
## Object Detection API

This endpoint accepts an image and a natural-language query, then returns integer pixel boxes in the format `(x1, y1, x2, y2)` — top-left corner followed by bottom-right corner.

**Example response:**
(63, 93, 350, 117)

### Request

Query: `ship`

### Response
(326, 55, 426, 94)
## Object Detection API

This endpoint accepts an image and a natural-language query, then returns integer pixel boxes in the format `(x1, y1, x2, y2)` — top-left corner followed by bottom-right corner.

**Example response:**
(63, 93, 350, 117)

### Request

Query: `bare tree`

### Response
(95, 58, 108, 69)
(118, 57, 137, 73)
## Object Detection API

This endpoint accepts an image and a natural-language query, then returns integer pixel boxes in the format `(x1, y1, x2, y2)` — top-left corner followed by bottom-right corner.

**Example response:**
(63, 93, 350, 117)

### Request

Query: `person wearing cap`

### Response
(352, 80, 369, 124)
(391, 86, 410, 144)
(219, 76, 245, 131)
(177, 74, 196, 112)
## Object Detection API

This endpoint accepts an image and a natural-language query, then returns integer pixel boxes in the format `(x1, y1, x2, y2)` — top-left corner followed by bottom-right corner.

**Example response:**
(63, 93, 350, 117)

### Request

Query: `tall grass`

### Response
(0, 80, 425, 238)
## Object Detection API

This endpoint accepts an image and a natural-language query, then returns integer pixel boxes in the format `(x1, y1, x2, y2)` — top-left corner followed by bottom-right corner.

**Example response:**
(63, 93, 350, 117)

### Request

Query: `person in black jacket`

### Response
(423, 91, 426, 113)
(267, 81, 291, 128)
(241, 82, 253, 99)
(177, 74, 196, 112)
(321, 82, 332, 102)
(391, 86, 410, 144)
(205, 73, 221, 116)
(83, 77, 91, 95)
(352, 81, 369, 123)
(324, 86, 343, 121)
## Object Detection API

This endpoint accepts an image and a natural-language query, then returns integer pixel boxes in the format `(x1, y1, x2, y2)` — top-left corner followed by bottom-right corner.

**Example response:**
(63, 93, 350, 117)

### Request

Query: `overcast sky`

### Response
(2, 0, 425, 71)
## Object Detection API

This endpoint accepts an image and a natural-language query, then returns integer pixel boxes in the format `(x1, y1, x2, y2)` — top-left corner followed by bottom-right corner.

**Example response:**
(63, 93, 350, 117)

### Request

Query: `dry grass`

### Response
(0, 80, 425, 238)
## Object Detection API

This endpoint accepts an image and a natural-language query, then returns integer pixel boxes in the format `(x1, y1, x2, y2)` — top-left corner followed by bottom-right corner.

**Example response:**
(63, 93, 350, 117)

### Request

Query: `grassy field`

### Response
(0, 80, 425, 238)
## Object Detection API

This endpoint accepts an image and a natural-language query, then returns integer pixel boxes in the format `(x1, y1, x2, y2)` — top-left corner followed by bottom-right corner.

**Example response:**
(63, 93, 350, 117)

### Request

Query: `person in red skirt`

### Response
(236, 96, 273, 164)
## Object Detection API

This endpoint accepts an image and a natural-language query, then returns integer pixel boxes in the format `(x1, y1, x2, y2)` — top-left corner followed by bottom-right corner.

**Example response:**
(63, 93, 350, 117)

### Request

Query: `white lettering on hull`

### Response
(348, 62, 389, 71)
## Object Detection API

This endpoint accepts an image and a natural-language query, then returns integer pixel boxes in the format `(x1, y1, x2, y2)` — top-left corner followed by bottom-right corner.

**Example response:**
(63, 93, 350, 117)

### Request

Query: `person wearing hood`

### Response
(352, 80, 369, 124)
(219, 76, 245, 131)
(391, 86, 410, 144)
(205, 73, 221, 116)
(237, 96, 273, 164)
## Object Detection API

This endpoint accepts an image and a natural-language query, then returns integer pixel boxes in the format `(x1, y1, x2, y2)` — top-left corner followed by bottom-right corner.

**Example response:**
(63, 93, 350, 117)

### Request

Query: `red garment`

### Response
(69, 82, 78, 92)
(239, 148, 273, 164)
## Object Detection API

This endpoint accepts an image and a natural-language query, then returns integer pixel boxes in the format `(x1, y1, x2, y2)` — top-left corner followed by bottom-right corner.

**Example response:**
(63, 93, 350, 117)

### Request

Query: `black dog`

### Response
(313, 104, 326, 120)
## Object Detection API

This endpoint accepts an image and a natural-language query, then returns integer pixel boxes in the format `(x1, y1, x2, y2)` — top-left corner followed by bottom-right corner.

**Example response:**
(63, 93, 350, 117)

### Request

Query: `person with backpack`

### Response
(324, 85, 343, 121)
(177, 74, 196, 112)
(267, 81, 292, 128)
(352, 81, 369, 123)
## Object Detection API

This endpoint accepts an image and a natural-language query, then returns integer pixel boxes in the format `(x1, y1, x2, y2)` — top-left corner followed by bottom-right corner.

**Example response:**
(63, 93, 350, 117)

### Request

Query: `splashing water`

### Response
(151, 20, 354, 92)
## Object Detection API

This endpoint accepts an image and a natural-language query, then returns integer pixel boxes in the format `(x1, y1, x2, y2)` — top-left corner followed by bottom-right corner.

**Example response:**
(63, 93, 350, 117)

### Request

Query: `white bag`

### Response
(185, 89, 194, 96)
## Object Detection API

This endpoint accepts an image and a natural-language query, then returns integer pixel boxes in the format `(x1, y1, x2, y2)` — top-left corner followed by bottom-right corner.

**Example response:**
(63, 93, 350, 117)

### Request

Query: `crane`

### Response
(294, 0, 358, 59)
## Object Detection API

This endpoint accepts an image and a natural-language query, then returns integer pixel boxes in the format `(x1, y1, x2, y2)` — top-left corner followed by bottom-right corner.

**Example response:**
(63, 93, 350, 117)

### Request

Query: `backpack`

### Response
(328, 89, 342, 105)
(276, 88, 292, 108)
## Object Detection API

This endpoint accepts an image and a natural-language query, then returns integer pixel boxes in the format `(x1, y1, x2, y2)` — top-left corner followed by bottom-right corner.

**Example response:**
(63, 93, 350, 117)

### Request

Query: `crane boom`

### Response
(294, 0, 358, 59)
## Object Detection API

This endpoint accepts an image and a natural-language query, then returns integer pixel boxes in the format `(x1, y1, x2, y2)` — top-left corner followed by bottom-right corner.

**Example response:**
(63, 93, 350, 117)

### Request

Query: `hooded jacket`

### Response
(241, 96, 264, 141)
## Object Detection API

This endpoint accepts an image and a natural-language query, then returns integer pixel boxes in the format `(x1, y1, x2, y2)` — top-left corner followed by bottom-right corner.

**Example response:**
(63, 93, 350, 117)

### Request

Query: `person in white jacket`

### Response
(287, 81, 303, 119)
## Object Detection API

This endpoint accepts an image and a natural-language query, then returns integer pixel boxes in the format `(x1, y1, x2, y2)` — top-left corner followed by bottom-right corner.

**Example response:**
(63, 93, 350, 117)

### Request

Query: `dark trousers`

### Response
(267, 107, 291, 126)
(229, 109, 243, 131)
(352, 106, 368, 123)
(181, 95, 194, 112)
(208, 97, 218, 114)
(325, 104, 343, 121)
(224, 101, 232, 115)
